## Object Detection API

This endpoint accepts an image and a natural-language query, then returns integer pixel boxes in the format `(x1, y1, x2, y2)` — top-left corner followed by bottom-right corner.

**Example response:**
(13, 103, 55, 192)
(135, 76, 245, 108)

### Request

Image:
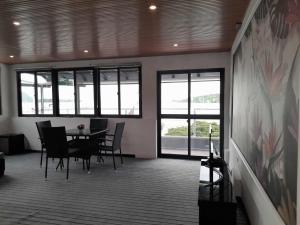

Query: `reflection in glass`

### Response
(161, 74, 188, 114)
(120, 68, 139, 115)
(37, 72, 53, 114)
(21, 72, 35, 114)
(190, 119, 220, 156)
(58, 71, 75, 114)
(161, 119, 188, 155)
(76, 70, 94, 114)
(100, 69, 118, 115)
(191, 72, 220, 115)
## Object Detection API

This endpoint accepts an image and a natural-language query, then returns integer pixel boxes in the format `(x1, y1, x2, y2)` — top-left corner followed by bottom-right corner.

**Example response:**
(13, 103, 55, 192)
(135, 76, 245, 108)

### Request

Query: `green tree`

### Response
(166, 121, 219, 137)
(166, 126, 188, 136)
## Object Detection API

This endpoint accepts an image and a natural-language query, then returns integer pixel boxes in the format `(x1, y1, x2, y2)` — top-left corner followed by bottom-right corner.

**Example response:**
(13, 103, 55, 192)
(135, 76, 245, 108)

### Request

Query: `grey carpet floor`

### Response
(0, 153, 249, 225)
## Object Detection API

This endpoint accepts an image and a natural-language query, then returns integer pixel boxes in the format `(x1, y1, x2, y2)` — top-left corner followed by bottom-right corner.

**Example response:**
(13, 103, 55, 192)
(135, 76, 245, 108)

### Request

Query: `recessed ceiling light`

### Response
(173, 43, 178, 47)
(13, 21, 20, 26)
(9, 55, 14, 58)
(83, 50, 89, 53)
(149, 4, 157, 10)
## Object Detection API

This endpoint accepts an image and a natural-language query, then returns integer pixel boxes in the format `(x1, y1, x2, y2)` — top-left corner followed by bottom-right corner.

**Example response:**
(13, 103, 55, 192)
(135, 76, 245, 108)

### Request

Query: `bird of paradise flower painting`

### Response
(232, 0, 300, 224)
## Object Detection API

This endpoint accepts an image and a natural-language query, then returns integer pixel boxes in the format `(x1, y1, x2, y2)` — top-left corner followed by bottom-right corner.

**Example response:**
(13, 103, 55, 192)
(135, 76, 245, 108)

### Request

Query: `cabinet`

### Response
(198, 159, 236, 225)
(0, 134, 25, 155)
(0, 152, 4, 176)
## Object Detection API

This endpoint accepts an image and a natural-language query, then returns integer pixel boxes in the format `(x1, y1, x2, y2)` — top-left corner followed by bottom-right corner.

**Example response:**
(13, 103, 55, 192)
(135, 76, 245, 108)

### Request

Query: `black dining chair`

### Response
(90, 118, 108, 131)
(99, 122, 125, 170)
(43, 127, 97, 179)
(36, 120, 52, 167)
(90, 118, 108, 160)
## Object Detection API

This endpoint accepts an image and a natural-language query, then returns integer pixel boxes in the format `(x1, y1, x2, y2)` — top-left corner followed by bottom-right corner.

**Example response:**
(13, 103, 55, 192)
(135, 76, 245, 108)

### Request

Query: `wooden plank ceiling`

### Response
(0, 0, 249, 64)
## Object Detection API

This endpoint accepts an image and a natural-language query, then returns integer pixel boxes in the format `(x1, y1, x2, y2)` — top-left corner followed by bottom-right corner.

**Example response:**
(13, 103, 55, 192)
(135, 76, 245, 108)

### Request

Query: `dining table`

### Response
(66, 128, 108, 139)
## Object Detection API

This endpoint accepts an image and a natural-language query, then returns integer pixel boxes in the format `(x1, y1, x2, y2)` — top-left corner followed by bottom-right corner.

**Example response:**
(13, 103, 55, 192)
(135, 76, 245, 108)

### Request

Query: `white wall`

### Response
(5, 52, 231, 158)
(229, 0, 300, 225)
(0, 64, 13, 134)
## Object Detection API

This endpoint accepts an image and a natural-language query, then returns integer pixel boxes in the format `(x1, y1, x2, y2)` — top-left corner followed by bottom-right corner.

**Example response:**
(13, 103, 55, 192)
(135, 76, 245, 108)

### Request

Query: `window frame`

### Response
(156, 68, 225, 160)
(17, 66, 142, 118)
(17, 70, 55, 117)
(56, 67, 96, 117)
(98, 66, 142, 118)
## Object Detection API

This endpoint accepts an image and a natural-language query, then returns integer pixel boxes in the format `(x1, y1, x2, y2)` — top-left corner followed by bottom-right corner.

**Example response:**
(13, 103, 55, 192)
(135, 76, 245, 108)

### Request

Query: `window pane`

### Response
(161, 74, 188, 114)
(190, 119, 220, 157)
(161, 119, 188, 155)
(191, 72, 220, 115)
(20, 72, 35, 114)
(100, 69, 118, 115)
(37, 72, 53, 114)
(76, 70, 94, 115)
(120, 68, 139, 115)
(58, 71, 75, 114)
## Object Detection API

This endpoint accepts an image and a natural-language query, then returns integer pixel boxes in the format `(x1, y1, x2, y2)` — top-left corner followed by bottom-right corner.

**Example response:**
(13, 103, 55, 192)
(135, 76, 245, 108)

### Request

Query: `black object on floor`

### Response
(0, 152, 4, 176)
(0, 134, 25, 155)
(198, 159, 237, 225)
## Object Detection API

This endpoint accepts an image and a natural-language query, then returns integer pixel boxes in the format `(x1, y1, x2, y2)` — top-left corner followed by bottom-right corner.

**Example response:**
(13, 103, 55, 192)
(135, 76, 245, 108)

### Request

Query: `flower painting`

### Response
(232, 0, 300, 224)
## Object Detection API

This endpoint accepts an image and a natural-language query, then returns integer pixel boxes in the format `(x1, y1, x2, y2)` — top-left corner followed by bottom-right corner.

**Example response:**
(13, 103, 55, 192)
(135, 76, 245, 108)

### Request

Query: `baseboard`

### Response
(27, 150, 136, 158)
(101, 153, 136, 158)
(236, 196, 251, 225)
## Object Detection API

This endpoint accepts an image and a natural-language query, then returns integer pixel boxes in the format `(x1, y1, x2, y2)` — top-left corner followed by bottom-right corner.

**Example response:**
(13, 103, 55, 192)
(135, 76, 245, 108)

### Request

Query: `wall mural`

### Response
(232, 0, 300, 224)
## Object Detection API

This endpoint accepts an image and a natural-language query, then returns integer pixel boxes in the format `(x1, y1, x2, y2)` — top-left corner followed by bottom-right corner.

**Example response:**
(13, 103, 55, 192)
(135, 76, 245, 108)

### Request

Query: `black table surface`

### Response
(66, 129, 108, 137)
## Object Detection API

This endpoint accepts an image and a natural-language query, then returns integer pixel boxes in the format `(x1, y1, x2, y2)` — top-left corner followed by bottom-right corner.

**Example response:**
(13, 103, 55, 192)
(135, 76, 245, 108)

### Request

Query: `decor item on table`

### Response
(232, 0, 300, 224)
(77, 124, 85, 130)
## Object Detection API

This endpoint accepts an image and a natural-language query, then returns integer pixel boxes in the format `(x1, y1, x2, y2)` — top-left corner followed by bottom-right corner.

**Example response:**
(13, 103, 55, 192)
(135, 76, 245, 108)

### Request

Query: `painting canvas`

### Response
(232, 0, 300, 224)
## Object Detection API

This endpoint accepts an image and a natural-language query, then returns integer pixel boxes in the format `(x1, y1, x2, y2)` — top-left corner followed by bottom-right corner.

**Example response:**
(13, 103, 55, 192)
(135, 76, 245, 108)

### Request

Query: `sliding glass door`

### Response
(157, 69, 224, 159)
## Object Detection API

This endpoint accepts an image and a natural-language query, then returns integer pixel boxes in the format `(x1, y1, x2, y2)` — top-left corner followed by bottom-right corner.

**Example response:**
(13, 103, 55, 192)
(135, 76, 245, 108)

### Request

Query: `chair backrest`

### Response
(43, 127, 69, 158)
(90, 119, 108, 140)
(90, 118, 108, 131)
(112, 122, 125, 151)
(36, 120, 52, 144)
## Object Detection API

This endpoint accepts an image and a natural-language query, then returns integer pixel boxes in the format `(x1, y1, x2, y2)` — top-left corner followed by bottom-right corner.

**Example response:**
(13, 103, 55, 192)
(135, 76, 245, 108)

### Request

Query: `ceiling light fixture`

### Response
(13, 21, 20, 26)
(83, 50, 89, 53)
(173, 43, 178, 47)
(149, 4, 157, 10)
(9, 55, 14, 58)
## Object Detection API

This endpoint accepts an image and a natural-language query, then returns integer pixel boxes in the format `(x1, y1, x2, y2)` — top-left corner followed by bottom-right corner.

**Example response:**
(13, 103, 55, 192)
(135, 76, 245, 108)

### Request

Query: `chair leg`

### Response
(112, 151, 116, 170)
(87, 158, 91, 171)
(56, 159, 60, 171)
(45, 157, 48, 179)
(98, 149, 104, 163)
(120, 148, 123, 164)
(60, 159, 64, 171)
(67, 158, 70, 180)
(82, 159, 85, 170)
(40, 146, 44, 167)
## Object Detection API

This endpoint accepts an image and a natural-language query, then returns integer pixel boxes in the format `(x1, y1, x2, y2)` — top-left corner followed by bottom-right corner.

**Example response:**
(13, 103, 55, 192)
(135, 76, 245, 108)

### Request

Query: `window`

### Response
(76, 70, 94, 115)
(58, 71, 75, 115)
(99, 67, 141, 117)
(58, 69, 95, 115)
(100, 69, 118, 115)
(18, 71, 54, 115)
(17, 66, 141, 117)
(120, 68, 140, 115)
(157, 68, 224, 159)
(37, 72, 53, 114)
(20, 72, 35, 115)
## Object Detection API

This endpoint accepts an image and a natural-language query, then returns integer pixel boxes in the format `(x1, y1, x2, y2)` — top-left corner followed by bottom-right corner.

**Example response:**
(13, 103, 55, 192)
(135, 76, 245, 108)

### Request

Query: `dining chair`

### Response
(90, 118, 108, 131)
(36, 120, 52, 167)
(90, 118, 108, 160)
(99, 122, 125, 170)
(43, 127, 97, 179)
